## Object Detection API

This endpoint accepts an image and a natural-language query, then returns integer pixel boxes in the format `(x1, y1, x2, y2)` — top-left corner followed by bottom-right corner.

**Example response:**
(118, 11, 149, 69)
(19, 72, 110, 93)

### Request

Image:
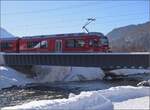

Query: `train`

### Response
(0, 32, 110, 53)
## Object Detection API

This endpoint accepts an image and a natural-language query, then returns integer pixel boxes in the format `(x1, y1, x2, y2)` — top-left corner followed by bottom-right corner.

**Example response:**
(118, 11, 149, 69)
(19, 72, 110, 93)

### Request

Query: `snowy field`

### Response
(0, 66, 150, 109)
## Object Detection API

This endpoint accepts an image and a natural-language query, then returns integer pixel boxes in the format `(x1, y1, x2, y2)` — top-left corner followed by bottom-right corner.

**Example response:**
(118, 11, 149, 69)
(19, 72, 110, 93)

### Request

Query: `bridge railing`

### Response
(0, 52, 150, 69)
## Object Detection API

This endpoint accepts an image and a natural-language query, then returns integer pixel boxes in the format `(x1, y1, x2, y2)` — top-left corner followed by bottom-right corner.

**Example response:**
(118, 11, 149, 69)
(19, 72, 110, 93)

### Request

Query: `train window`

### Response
(75, 40, 85, 48)
(89, 39, 99, 47)
(89, 40, 94, 46)
(101, 37, 108, 45)
(1, 42, 13, 49)
(66, 39, 85, 48)
(40, 40, 48, 48)
(98, 40, 102, 46)
(27, 41, 39, 48)
(27, 40, 48, 48)
(65, 39, 75, 48)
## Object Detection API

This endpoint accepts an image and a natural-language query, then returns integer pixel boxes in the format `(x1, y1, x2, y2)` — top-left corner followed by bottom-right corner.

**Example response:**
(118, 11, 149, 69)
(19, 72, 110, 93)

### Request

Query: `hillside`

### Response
(107, 22, 150, 52)
(0, 27, 15, 38)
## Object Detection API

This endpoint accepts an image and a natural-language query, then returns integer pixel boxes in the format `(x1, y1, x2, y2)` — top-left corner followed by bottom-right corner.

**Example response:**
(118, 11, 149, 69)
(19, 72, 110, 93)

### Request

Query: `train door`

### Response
(55, 40, 62, 52)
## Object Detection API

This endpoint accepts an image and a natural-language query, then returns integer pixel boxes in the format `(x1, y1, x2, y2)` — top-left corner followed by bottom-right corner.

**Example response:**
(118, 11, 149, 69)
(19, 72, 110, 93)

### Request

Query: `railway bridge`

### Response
(0, 52, 149, 70)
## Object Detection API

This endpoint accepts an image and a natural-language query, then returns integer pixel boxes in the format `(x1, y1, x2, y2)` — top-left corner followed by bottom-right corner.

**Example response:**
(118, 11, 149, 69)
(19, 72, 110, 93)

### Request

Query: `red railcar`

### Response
(19, 32, 110, 53)
(0, 37, 19, 52)
(0, 32, 110, 53)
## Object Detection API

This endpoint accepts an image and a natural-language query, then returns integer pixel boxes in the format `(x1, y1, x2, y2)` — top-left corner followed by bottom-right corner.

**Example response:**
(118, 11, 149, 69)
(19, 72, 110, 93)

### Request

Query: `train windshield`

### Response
(101, 37, 108, 45)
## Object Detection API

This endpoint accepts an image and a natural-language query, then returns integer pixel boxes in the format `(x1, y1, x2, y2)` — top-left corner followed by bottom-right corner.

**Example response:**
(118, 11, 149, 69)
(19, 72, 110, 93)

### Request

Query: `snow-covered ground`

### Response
(110, 69, 150, 76)
(0, 66, 104, 89)
(33, 66, 150, 83)
(0, 65, 150, 109)
(64, 67, 104, 81)
(1, 65, 150, 88)
(0, 66, 33, 89)
(114, 96, 150, 109)
(2, 86, 149, 110)
(0, 66, 150, 110)
(33, 66, 105, 82)
(32, 66, 71, 82)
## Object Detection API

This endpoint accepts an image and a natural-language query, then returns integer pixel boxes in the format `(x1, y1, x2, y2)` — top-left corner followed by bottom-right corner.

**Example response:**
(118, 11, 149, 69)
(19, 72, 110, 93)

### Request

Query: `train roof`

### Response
(21, 32, 105, 39)
(0, 37, 19, 41)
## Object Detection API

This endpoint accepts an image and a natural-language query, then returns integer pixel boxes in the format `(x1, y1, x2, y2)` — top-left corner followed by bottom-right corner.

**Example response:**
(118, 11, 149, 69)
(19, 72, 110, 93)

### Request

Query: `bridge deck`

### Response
(1, 52, 150, 69)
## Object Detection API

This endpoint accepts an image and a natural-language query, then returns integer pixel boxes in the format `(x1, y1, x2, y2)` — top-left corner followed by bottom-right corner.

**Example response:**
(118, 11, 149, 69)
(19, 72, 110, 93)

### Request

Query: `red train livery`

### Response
(0, 37, 20, 53)
(0, 32, 110, 53)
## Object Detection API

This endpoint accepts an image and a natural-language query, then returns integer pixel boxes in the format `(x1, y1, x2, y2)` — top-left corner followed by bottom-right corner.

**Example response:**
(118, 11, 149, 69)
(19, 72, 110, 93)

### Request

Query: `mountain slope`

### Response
(107, 22, 150, 52)
(0, 27, 15, 38)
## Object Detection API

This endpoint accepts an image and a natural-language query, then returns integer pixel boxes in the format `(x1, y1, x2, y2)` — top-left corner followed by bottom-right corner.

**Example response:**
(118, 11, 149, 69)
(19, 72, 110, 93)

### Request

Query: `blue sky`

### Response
(1, 1, 149, 37)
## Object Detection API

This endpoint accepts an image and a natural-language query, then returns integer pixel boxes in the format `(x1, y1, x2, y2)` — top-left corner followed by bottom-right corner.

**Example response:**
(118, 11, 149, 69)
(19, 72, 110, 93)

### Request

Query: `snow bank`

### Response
(32, 66, 71, 82)
(0, 66, 33, 89)
(114, 96, 150, 109)
(2, 91, 113, 110)
(2, 86, 149, 110)
(110, 69, 150, 76)
(33, 66, 104, 82)
(97, 86, 150, 102)
(64, 67, 104, 81)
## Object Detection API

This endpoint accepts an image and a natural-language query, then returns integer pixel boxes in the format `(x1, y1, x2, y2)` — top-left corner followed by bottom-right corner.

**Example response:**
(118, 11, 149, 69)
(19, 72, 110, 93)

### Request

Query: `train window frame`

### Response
(65, 39, 85, 48)
(40, 40, 48, 48)
(1, 42, 13, 49)
(101, 37, 108, 45)
(65, 39, 75, 48)
(27, 41, 39, 48)
(89, 39, 99, 47)
(75, 39, 85, 48)
(27, 40, 48, 49)
(89, 40, 94, 47)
